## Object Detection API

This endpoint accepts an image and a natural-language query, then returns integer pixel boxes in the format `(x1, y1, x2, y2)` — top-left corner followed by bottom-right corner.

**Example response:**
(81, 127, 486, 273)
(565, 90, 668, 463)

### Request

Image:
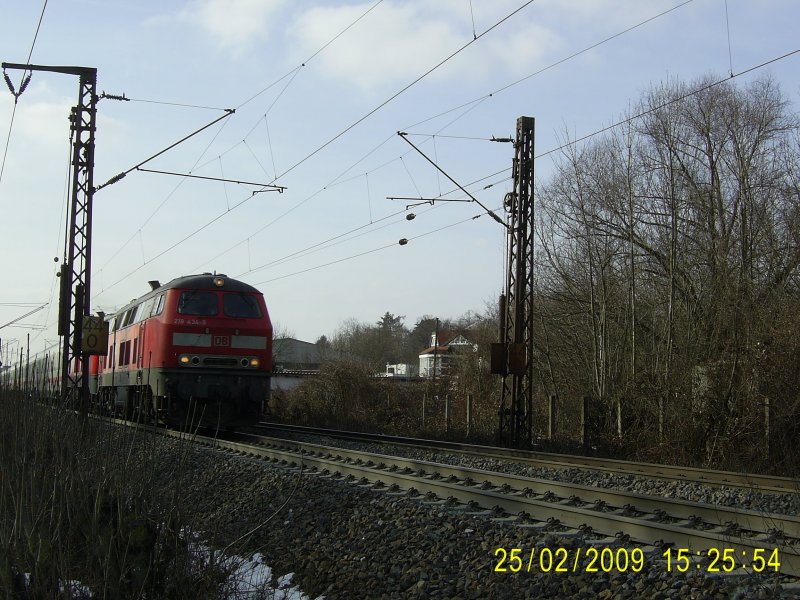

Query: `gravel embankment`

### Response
(147, 435, 800, 599)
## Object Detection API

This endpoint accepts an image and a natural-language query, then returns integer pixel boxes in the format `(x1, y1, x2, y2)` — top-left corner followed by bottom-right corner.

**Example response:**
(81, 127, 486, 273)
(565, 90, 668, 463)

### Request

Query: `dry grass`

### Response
(0, 388, 260, 598)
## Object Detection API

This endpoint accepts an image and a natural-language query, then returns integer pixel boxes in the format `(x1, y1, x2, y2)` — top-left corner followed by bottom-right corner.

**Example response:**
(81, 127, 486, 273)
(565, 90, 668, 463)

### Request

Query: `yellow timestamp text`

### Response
(663, 547, 780, 573)
(494, 546, 782, 574)
(494, 546, 646, 574)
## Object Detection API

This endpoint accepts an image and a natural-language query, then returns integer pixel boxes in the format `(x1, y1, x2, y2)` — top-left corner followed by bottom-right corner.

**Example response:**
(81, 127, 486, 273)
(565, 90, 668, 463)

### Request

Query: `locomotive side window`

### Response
(153, 294, 165, 316)
(135, 298, 155, 323)
(223, 293, 262, 318)
(177, 291, 218, 316)
(117, 340, 132, 366)
(122, 306, 138, 327)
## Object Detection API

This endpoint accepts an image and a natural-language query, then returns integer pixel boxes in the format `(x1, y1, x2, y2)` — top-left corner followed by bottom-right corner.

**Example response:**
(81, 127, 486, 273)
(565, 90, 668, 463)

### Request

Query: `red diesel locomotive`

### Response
(93, 273, 272, 427)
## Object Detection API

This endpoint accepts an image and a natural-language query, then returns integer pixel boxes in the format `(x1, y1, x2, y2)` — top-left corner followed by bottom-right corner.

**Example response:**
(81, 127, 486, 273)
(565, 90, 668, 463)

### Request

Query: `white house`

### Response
(418, 331, 474, 378)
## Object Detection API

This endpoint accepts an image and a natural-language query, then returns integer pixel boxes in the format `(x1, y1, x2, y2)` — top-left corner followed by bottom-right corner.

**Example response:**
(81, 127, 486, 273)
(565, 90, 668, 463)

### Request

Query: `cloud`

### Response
(289, 3, 461, 91)
(287, 1, 562, 92)
(179, 0, 287, 53)
(535, 0, 670, 25)
(0, 82, 71, 149)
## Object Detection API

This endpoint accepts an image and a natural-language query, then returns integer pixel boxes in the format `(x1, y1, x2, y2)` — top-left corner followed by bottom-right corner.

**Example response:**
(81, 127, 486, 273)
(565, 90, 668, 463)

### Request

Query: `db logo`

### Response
(213, 335, 230, 347)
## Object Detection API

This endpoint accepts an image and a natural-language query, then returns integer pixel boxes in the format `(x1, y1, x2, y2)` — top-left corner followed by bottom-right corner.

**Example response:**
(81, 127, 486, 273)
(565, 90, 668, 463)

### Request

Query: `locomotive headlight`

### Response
(250, 357, 260, 368)
(213, 276, 225, 287)
(240, 358, 250, 367)
(179, 355, 190, 365)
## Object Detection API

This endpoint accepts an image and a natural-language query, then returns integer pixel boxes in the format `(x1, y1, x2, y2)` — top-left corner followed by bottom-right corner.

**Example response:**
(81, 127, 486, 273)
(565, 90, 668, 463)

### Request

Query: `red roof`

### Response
(419, 345, 453, 356)
(434, 331, 460, 345)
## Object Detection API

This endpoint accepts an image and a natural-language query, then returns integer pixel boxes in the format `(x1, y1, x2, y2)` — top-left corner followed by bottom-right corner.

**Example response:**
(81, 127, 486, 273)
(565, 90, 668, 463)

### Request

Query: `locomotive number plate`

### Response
(212, 335, 231, 347)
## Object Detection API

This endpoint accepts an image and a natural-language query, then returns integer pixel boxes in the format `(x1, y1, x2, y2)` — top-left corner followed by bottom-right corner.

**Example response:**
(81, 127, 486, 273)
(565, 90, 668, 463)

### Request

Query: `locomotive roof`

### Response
(158, 274, 261, 294)
(111, 274, 261, 317)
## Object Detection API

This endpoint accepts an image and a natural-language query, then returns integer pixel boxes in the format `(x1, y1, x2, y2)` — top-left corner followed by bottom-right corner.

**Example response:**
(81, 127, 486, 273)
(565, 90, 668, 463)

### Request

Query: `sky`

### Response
(1, 0, 799, 361)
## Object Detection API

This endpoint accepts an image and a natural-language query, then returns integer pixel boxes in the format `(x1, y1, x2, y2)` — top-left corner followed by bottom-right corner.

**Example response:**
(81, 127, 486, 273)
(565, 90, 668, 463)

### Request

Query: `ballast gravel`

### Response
(144, 435, 800, 599)
(279, 435, 800, 518)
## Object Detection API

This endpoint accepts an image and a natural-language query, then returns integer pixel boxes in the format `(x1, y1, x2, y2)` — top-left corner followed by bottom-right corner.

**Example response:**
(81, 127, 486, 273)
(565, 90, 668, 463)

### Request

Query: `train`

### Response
(93, 273, 273, 427)
(9, 273, 273, 429)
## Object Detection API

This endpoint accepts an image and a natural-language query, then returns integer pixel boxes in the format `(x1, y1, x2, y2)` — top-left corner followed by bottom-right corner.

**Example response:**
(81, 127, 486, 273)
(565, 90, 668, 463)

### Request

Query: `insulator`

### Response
(18, 74, 31, 95)
(405, 213, 415, 220)
(3, 72, 15, 95)
(106, 172, 127, 186)
(398, 238, 408, 246)
(100, 92, 129, 102)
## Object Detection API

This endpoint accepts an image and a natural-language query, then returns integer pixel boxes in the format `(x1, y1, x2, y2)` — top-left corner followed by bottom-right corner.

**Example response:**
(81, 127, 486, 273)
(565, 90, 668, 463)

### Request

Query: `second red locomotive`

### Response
(93, 273, 272, 428)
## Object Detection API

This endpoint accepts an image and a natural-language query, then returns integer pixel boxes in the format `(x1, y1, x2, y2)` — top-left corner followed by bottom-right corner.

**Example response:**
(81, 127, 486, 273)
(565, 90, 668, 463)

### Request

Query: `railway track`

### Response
(202, 428, 800, 577)
(251, 422, 800, 494)
(38, 402, 800, 594)
(99, 416, 799, 578)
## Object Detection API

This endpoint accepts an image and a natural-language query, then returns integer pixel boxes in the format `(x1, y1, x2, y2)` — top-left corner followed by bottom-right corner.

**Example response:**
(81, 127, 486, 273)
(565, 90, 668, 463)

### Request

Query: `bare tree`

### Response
(534, 74, 800, 469)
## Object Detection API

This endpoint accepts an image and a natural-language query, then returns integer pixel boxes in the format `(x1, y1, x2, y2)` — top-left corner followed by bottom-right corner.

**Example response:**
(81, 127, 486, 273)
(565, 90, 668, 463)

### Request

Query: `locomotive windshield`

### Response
(177, 291, 218, 316)
(223, 293, 262, 318)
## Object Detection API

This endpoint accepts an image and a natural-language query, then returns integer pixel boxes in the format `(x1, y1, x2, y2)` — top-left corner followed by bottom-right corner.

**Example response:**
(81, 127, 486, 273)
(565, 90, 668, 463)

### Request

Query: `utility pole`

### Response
(3, 63, 97, 411)
(495, 116, 535, 448)
(432, 317, 439, 380)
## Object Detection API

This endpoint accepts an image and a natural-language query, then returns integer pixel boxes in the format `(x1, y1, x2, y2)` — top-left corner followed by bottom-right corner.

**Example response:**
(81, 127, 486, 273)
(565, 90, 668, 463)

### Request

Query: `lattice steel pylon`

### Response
(3, 63, 98, 409)
(498, 116, 535, 447)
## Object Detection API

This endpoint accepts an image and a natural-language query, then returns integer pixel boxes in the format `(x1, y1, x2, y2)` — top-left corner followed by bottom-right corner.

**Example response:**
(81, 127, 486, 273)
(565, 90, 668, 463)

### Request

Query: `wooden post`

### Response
(25, 333, 30, 397)
(466, 393, 473, 437)
(445, 394, 450, 434)
(548, 393, 557, 440)
(581, 396, 590, 446)
(422, 393, 426, 428)
(764, 397, 771, 461)
(658, 395, 664, 439)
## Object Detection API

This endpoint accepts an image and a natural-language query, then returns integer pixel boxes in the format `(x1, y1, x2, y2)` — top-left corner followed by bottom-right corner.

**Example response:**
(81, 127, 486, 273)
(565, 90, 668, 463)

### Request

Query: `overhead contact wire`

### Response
(247, 48, 800, 288)
(131, 0, 536, 282)
(236, 0, 385, 110)
(271, 0, 538, 182)
(98, 1, 389, 291)
(267, 2, 694, 267)
(253, 209, 493, 286)
(235, 207, 411, 278)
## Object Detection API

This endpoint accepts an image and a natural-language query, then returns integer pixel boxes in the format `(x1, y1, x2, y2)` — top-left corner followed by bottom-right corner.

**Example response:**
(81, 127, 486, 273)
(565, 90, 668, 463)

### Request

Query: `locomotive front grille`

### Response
(202, 357, 239, 367)
(178, 353, 261, 368)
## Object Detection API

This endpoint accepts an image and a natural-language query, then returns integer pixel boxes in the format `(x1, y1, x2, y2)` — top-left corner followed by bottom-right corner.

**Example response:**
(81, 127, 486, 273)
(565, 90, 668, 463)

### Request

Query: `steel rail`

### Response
(253, 422, 800, 494)
(87, 414, 800, 577)
(205, 432, 800, 577)
(235, 432, 800, 539)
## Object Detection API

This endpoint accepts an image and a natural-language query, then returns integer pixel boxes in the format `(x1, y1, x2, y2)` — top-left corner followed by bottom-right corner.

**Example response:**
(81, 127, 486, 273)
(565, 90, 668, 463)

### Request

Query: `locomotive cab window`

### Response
(223, 293, 262, 318)
(177, 291, 218, 316)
